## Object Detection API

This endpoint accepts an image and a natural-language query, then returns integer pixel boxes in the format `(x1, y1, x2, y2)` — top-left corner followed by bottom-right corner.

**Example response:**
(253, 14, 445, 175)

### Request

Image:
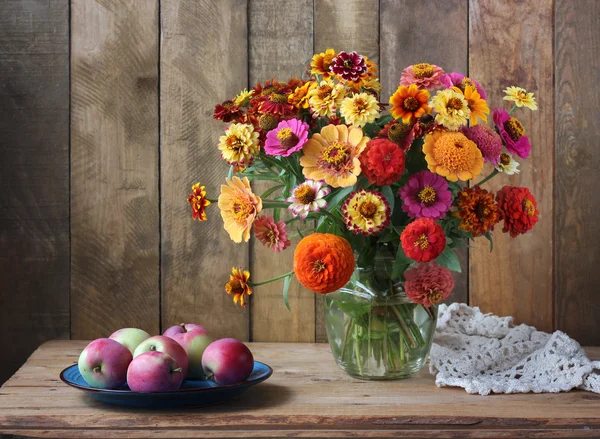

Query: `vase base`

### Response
(334, 359, 426, 380)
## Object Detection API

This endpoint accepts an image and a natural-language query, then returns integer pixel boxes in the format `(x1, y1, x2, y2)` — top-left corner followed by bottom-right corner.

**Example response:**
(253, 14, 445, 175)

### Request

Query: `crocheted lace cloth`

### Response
(429, 303, 600, 395)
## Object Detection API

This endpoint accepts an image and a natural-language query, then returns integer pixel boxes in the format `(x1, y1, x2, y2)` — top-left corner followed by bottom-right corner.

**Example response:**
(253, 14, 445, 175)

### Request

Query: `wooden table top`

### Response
(1, 340, 599, 438)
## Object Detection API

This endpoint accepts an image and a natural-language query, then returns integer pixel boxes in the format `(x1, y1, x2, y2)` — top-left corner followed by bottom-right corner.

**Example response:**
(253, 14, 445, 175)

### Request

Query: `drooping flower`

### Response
(225, 267, 252, 308)
(300, 124, 369, 188)
(377, 120, 414, 151)
(308, 79, 345, 118)
(293, 233, 355, 294)
(455, 186, 500, 237)
(341, 189, 390, 236)
(400, 63, 445, 90)
(399, 171, 452, 220)
(233, 89, 254, 107)
(455, 85, 489, 125)
(503, 86, 538, 111)
(264, 119, 309, 157)
(218, 176, 262, 243)
(258, 90, 295, 117)
(288, 81, 316, 110)
(286, 180, 330, 219)
(311, 48, 337, 79)
(412, 113, 437, 139)
(330, 51, 368, 82)
(461, 124, 503, 165)
(493, 108, 531, 159)
(187, 183, 211, 221)
(496, 186, 539, 238)
(404, 262, 454, 307)
(359, 138, 406, 186)
(389, 84, 431, 123)
(218, 123, 260, 171)
(213, 100, 246, 123)
(339, 92, 380, 128)
(495, 152, 520, 175)
(430, 88, 470, 130)
(400, 218, 446, 263)
(440, 72, 487, 99)
(253, 215, 291, 252)
(423, 130, 484, 182)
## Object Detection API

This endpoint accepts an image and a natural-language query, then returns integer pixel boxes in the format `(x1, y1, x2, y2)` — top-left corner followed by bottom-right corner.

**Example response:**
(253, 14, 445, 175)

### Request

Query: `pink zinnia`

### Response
(461, 125, 502, 165)
(264, 119, 309, 157)
(440, 72, 487, 99)
(400, 63, 445, 90)
(493, 108, 531, 159)
(399, 170, 452, 220)
(254, 215, 291, 252)
(404, 262, 454, 307)
(330, 51, 367, 82)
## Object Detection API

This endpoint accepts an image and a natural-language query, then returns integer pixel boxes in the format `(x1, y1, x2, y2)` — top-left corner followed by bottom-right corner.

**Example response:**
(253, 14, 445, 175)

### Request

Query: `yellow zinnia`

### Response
(233, 89, 254, 107)
(218, 123, 260, 172)
(311, 48, 336, 79)
(300, 124, 369, 188)
(218, 176, 262, 243)
(288, 81, 316, 110)
(430, 88, 470, 130)
(423, 130, 484, 182)
(308, 80, 345, 118)
(455, 85, 489, 125)
(340, 92, 380, 128)
(503, 86, 538, 111)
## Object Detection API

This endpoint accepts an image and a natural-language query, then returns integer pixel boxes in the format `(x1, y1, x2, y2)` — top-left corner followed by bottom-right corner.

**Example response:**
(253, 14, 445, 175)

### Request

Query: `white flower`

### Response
(495, 152, 520, 175)
(286, 180, 330, 219)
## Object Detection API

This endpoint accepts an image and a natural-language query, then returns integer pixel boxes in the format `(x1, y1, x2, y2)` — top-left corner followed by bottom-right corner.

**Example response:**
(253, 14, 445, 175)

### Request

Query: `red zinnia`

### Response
(496, 186, 539, 238)
(400, 218, 446, 262)
(359, 138, 406, 186)
(404, 262, 454, 307)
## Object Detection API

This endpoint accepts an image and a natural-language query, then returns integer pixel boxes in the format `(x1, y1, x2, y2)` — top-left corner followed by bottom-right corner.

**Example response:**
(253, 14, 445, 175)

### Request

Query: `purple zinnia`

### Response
(330, 51, 367, 82)
(441, 72, 487, 100)
(399, 171, 452, 220)
(493, 108, 531, 159)
(461, 125, 503, 165)
(264, 119, 309, 157)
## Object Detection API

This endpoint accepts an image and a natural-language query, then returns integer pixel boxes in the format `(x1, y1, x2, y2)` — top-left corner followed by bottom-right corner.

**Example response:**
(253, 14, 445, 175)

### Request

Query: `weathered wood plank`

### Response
(468, 0, 554, 332)
(248, 0, 315, 342)
(70, 0, 160, 338)
(0, 0, 70, 385)
(160, 0, 249, 339)
(380, 0, 469, 305)
(313, 0, 380, 342)
(554, 0, 600, 345)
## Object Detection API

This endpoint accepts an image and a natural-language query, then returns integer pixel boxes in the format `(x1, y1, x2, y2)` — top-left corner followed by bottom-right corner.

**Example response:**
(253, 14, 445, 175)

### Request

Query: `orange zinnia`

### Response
(293, 233, 355, 294)
(389, 84, 430, 123)
(311, 48, 336, 79)
(225, 267, 252, 307)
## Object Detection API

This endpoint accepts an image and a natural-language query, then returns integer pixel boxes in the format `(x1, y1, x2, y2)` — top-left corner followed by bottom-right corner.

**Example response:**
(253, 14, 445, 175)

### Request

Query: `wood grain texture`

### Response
(554, 0, 600, 344)
(70, 0, 160, 338)
(313, 0, 380, 343)
(160, 0, 249, 340)
(469, 0, 554, 332)
(248, 0, 315, 342)
(0, 0, 70, 385)
(380, 0, 469, 305)
(1, 340, 600, 439)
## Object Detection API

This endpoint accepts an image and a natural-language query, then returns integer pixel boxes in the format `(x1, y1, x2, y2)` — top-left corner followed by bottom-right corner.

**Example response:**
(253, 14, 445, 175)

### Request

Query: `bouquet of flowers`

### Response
(188, 49, 539, 378)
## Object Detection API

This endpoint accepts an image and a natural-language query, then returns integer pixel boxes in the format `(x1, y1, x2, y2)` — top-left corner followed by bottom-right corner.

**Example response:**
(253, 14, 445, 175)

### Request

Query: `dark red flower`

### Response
(400, 218, 446, 263)
(359, 138, 406, 186)
(213, 100, 246, 123)
(330, 51, 368, 82)
(496, 186, 539, 237)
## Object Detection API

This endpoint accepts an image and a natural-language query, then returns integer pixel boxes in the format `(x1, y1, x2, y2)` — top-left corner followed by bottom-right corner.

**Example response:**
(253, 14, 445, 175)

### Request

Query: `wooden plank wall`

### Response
(1, 0, 600, 384)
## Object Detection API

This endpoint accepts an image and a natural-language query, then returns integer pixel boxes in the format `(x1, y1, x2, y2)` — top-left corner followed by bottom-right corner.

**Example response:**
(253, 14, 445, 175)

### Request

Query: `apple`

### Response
(166, 330, 214, 379)
(127, 351, 184, 392)
(133, 335, 188, 378)
(109, 328, 151, 354)
(202, 338, 254, 385)
(163, 323, 208, 338)
(78, 338, 132, 389)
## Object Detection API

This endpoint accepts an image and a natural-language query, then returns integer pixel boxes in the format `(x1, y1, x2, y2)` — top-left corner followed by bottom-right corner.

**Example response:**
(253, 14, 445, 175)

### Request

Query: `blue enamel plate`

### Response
(60, 362, 273, 408)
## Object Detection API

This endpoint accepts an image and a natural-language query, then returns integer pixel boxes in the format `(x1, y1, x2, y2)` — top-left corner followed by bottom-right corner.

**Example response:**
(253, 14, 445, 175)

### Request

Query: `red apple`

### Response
(133, 335, 188, 378)
(166, 330, 214, 379)
(109, 328, 151, 355)
(78, 338, 132, 389)
(127, 351, 184, 392)
(163, 323, 208, 338)
(202, 338, 254, 385)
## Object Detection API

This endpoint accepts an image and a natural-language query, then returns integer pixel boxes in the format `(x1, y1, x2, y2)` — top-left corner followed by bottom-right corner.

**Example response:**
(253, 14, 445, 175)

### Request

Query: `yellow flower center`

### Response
(231, 198, 253, 222)
(523, 199, 535, 216)
(500, 153, 511, 166)
(322, 142, 349, 166)
(414, 234, 429, 250)
(317, 85, 333, 99)
(313, 259, 326, 273)
(276, 127, 299, 149)
(260, 85, 277, 97)
(428, 290, 443, 304)
(460, 78, 475, 93)
(412, 63, 434, 79)
(358, 201, 378, 219)
(504, 117, 525, 141)
(269, 92, 288, 104)
(295, 185, 317, 205)
(259, 114, 278, 131)
(343, 59, 354, 69)
(418, 186, 437, 204)
(388, 122, 410, 144)
(403, 96, 420, 111)
(225, 279, 244, 295)
(225, 135, 244, 152)
(353, 98, 367, 113)
(446, 97, 464, 112)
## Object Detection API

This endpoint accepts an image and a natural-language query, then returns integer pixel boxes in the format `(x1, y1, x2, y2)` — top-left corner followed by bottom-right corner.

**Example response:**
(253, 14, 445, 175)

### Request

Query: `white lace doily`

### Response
(429, 303, 600, 395)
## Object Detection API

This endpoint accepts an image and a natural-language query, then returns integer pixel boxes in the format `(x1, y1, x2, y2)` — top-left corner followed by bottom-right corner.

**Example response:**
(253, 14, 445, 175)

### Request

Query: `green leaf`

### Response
(260, 184, 285, 199)
(282, 275, 292, 311)
(334, 299, 372, 319)
(377, 228, 398, 243)
(381, 185, 395, 214)
(435, 246, 462, 273)
(316, 216, 330, 233)
(484, 231, 494, 252)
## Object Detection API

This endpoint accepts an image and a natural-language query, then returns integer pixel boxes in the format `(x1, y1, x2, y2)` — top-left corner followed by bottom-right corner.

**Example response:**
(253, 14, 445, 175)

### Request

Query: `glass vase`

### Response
(324, 259, 438, 380)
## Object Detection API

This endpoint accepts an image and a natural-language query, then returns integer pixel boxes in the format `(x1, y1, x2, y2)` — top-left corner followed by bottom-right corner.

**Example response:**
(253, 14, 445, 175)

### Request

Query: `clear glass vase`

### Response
(324, 258, 438, 380)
